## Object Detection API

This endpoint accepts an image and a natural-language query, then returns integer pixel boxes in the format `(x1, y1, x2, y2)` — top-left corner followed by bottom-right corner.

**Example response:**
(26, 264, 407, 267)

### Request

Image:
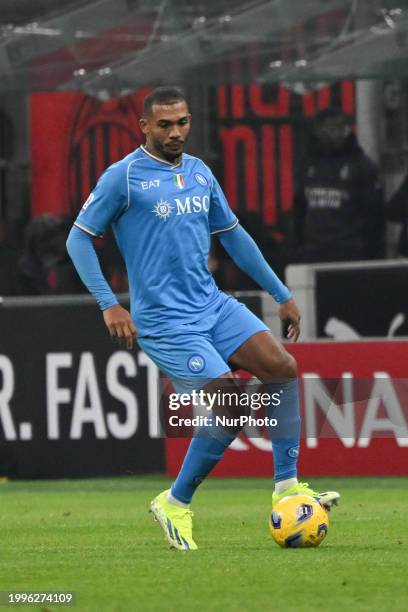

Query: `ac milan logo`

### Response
(68, 95, 144, 215)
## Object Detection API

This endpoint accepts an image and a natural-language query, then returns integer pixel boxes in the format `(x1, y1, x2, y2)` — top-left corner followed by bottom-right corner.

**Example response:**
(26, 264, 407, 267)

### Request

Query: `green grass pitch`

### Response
(1, 476, 407, 611)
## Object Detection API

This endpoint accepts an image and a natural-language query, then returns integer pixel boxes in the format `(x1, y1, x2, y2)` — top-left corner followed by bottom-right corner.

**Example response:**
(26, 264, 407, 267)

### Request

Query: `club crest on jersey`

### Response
(195, 173, 208, 186)
(173, 173, 185, 189)
(153, 198, 174, 221)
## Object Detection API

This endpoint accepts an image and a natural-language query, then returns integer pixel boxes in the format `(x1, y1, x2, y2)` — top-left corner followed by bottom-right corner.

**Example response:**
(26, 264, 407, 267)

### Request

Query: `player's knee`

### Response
(283, 353, 298, 379)
(267, 351, 297, 380)
(280, 352, 297, 379)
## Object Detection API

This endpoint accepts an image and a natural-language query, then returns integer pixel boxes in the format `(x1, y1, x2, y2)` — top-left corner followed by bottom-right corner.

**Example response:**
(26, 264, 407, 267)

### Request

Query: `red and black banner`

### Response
(31, 81, 354, 232)
(210, 81, 355, 231)
(31, 90, 149, 218)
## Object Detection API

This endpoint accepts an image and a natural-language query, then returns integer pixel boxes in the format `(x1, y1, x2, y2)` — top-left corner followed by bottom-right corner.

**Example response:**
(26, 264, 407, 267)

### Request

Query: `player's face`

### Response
(139, 101, 191, 162)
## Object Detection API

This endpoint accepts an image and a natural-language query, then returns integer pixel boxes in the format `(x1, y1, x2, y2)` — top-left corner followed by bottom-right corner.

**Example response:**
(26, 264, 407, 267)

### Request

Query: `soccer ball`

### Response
(269, 494, 329, 548)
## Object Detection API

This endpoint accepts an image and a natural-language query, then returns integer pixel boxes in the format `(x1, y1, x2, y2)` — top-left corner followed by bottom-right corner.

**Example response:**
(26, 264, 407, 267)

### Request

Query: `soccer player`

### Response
(66, 86, 339, 551)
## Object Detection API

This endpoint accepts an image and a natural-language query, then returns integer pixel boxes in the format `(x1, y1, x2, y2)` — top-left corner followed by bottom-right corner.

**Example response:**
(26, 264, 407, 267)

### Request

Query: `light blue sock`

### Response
(267, 379, 300, 482)
(171, 416, 235, 504)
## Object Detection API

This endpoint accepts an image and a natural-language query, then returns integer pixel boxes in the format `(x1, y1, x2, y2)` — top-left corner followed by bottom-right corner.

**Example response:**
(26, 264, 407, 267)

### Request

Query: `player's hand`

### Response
(278, 298, 301, 342)
(103, 305, 137, 350)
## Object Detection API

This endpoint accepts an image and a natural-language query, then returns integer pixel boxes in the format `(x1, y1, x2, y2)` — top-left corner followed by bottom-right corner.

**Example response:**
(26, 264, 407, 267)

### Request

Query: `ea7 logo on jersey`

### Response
(80, 193, 95, 213)
(175, 196, 209, 215)
(141, 179, 160, 190)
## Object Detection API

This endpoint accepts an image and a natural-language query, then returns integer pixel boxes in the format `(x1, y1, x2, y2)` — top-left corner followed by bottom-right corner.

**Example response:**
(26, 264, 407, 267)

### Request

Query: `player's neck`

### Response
(143, 143, 182, 166)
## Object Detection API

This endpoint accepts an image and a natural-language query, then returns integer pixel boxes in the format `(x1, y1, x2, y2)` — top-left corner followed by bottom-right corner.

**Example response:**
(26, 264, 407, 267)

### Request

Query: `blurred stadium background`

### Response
(1, 2, 408, 611)
(1, 0, 407, 481)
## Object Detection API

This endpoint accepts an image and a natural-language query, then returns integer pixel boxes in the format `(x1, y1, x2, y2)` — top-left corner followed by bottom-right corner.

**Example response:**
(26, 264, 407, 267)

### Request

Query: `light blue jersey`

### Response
(75, 145, 238, 337)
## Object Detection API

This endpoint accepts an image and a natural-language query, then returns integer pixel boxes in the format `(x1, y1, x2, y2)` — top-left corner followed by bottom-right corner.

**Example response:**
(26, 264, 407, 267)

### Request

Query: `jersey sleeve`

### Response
(208, 174, 238, 234)
(74, 162, 128, 237)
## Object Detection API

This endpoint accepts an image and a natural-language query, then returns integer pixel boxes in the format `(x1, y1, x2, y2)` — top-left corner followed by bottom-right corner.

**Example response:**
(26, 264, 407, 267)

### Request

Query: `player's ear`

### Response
(139, 117, 148, 135)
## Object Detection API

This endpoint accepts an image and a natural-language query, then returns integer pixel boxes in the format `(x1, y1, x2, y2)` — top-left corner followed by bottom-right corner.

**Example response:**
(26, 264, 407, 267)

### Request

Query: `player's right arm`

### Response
(66, 163, 136, 349)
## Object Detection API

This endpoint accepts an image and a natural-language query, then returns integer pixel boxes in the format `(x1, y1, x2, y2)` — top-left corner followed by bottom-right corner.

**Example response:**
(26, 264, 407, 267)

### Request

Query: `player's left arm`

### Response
(218, 224, 300, 341)
(208, 169, 300, 340)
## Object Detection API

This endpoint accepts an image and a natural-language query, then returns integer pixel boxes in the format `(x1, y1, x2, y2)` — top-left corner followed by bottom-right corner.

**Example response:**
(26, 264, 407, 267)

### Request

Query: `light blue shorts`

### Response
(137, 294, 268, 391)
